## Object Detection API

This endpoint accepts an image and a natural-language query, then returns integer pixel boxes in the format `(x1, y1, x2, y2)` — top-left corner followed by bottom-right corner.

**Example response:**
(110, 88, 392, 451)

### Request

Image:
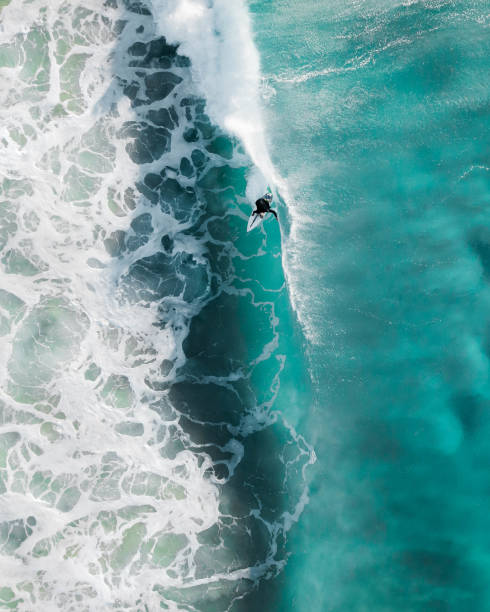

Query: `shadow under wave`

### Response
(103, 1, 311, 609)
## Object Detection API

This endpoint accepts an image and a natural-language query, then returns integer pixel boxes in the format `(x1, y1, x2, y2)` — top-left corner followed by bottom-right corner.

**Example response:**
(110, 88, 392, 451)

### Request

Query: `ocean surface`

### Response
(0, 0, 489, 610)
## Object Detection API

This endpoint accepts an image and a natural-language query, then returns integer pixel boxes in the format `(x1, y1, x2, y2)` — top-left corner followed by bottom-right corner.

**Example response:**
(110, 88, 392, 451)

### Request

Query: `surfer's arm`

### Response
(270, 209, 278, 220)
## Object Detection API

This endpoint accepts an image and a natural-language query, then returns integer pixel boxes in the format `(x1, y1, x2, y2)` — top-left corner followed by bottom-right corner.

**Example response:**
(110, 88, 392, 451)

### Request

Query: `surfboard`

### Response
(247, 192, 273, 232)
(247, 212, 263, 232)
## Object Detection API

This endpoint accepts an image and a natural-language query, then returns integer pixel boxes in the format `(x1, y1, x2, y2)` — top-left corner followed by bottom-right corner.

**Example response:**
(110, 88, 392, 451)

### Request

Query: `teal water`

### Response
(250, 0, 490, 609)
(1, 0, 489, 609)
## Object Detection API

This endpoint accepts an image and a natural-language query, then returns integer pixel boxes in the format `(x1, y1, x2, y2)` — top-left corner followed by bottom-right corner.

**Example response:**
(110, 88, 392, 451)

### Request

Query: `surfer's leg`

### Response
(270, 209, 278, 220)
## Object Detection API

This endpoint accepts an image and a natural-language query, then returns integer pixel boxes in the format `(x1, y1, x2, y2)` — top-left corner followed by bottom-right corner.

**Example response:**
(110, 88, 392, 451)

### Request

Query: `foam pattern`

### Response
(0, 1, 313, 610)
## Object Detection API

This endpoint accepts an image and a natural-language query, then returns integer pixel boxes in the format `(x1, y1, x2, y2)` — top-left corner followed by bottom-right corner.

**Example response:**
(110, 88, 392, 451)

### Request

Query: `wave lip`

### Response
(151, 0, 278, 191)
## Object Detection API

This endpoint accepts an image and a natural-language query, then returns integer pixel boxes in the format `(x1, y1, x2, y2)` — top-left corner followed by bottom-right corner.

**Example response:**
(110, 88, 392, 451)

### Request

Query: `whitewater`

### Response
(0, 0, 313, 609)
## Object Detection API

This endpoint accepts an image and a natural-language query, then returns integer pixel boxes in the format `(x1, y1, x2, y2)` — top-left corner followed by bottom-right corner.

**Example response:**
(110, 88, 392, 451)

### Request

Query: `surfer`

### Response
(253, 193, 278, 220)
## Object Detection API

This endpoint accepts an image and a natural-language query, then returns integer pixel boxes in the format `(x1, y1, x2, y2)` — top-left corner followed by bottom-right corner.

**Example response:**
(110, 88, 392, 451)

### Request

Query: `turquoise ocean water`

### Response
(0, 0, 489, 610)
(250, 1, 490, 610)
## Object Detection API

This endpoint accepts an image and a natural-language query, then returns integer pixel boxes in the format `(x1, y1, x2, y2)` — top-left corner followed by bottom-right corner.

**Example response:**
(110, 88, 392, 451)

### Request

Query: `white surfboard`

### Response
(247, 212, 263, 232)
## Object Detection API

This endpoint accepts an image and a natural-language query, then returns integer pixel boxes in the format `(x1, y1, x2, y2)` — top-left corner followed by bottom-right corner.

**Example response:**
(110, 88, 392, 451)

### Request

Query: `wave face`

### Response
(250, 0, 490, 610)
(0, 0, 313, 610)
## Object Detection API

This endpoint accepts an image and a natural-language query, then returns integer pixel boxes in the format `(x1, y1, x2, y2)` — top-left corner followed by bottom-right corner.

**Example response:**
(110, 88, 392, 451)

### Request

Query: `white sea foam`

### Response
(151, 0, 281, 198)
(0, 0, 315, 608)
(0, 1, 221, 608)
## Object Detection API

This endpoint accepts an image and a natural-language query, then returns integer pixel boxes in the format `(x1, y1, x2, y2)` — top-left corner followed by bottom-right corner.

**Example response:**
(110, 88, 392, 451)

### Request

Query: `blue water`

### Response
(1, 0, 489, 609)
(249, 0, 490, 610)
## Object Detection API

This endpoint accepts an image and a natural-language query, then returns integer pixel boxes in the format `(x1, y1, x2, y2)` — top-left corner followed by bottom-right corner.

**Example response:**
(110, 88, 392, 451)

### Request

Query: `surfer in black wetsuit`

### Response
(253, 193, 278, 220)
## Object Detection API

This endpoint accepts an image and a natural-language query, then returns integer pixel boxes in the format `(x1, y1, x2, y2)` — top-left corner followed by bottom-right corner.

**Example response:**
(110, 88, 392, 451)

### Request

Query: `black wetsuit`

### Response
(253, 197, 278, 220)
